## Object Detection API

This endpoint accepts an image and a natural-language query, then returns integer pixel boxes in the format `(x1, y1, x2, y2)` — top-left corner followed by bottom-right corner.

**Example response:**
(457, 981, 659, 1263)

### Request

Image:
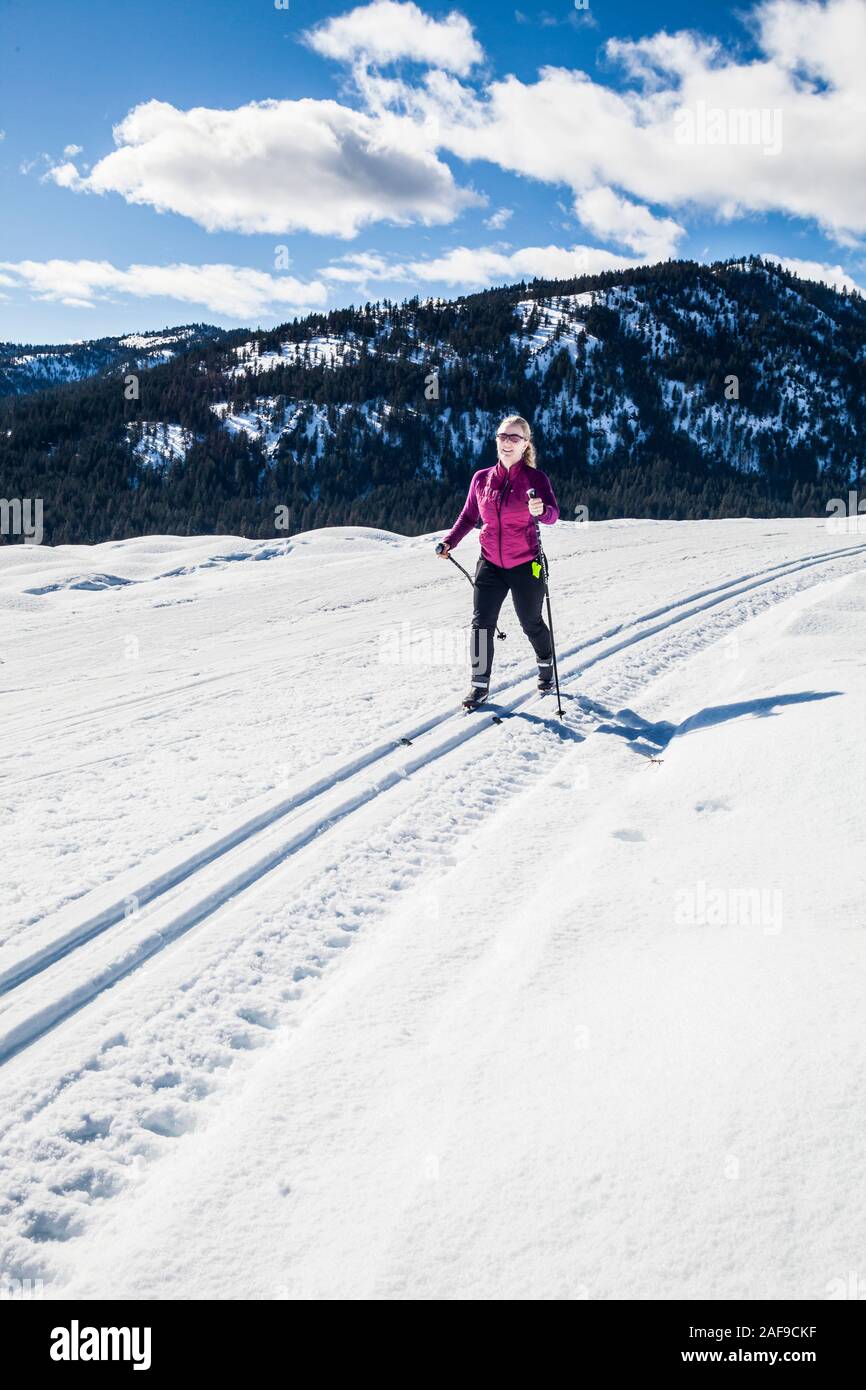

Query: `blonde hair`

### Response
(498, 414, 537, 467)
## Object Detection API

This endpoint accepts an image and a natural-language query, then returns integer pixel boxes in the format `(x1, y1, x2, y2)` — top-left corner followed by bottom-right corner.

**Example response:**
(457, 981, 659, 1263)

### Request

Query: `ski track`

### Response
(4, 533, 865, 1021)
(1, 529, 840, 936)
(4, 536, 866, 1042)
(1, 536, 864, 1282)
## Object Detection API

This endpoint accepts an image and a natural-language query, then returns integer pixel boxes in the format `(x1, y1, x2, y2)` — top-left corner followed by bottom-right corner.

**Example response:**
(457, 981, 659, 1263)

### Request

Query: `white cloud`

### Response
(405, 242, 640, 286)
(62, 143, 83, 156)
(352, 0, 866, 248)
(322, 241, 639, 290)
(301, 1, 484, 75)
(756, 0, 866, 90)
(0, 259, 330, 320)
(760, 252, 866, 296)
(46, 96, 483, 237)
(604, 30, 722, 88)
(20, 153, 52, 175)
(484, 206, 513, 230)
(574, 188, 685, 259)
(38, 0, 866, 284)
(318, 251, 399, 285)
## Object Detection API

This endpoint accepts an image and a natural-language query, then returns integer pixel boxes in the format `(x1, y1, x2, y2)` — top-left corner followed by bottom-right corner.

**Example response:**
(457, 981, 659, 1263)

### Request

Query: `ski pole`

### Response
(435, 543, 506, 640)
(526, 489, 564, 718)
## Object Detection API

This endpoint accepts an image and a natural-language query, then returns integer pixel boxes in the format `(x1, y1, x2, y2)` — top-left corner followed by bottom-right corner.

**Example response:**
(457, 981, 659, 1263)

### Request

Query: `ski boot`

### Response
(462, 682, 489, 711)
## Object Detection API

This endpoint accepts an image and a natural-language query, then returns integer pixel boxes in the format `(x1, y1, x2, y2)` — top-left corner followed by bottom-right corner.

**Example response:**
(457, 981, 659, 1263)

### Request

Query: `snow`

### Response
(229, 335, 360, 376)
(5, 353, 90, 383)
(210, 398, 295, 455)
(1, 518, 865, 1299)
(228, 324, 452, 378)
(512, 294, 596, 365)
(210, 397, 405, 455)
(118, 331, 194, 349)
(1, 330, 201, 396)
(127, 422, 194, 469)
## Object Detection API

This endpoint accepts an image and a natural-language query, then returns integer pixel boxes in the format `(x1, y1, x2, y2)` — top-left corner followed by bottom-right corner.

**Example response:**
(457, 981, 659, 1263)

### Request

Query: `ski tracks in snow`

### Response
(1, 535, 865, 1283)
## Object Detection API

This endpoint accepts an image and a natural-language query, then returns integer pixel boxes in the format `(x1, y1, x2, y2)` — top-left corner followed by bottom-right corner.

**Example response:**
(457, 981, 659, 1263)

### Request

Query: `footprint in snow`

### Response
(236, 1005, 279, 1030)
(62, 1114, 112, 1144)
(23, 1206, 86, 1243)
(138, 1105, 195, 1138)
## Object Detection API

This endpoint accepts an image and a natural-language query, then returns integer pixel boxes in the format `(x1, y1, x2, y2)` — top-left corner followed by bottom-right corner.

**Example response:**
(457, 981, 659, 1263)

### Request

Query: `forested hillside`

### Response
(0, 324, 233, 399)
(2, 256, 864, 544)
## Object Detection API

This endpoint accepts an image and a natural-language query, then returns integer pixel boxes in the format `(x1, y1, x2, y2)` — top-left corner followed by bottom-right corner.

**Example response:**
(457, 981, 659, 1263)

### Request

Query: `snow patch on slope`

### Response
(127, 422, 195, 470)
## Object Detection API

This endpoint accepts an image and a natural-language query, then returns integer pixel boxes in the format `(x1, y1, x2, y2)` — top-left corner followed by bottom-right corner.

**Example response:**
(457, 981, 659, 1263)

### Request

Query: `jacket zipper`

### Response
(496, 472, 510, 567)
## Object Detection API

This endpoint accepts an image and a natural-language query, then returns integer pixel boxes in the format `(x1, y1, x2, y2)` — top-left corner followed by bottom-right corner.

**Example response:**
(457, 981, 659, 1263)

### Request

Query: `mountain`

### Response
(1, 256, 865, 545)
(0, 324, 234, 399)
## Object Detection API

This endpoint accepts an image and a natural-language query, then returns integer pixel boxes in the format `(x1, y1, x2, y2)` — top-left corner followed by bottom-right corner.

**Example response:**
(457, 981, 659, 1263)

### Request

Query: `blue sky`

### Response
(1, 0, 865, 343)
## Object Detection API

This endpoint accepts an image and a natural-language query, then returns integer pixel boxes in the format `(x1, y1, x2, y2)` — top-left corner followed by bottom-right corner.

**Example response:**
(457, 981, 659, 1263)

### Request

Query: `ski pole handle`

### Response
(527, 486, 545, 567)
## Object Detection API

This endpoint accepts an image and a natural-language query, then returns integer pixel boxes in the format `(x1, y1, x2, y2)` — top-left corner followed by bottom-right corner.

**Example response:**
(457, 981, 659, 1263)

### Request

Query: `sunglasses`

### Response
(496, 432, 528, 445)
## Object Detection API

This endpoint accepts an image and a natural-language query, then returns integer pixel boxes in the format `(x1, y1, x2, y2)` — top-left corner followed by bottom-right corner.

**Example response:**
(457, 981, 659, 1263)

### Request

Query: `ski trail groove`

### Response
(0, 539, 863, 1065)
(7, 534, 864, 992)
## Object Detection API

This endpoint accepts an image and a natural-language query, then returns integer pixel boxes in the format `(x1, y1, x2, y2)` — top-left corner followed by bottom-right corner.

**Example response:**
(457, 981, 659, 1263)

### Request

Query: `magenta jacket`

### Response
(443, 459, 559, 568)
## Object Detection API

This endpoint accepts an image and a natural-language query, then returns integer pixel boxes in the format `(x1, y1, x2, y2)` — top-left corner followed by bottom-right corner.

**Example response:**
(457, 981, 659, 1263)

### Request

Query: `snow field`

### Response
(1, 519, 864, 1297)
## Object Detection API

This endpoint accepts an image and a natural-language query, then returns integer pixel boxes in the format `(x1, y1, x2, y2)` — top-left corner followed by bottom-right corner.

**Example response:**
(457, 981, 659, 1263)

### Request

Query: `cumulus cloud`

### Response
(0, 259, 330, 319)
(574, 188, 685, 259)
(604, 30, 722, 88)
(407, 242, 640, 286)
(317, 251, 399, 285)
(46, 96, 483, 236)
(760, 252, 866, 296)
(302, 0, 484, 74)
(353, 0, 866, 247)
(322, 241, 640, 289)
(37, 0, 866, 287)
(484, 206, 513, 230)
(756, 0, 866, 89)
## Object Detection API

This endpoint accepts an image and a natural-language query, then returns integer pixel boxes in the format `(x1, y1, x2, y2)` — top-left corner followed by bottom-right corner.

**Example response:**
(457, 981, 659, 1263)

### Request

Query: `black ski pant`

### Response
(471, 555, 552, 686)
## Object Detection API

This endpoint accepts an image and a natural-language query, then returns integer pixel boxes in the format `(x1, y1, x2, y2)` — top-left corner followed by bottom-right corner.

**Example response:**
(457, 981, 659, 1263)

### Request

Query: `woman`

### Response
(439, 414, 559, 709)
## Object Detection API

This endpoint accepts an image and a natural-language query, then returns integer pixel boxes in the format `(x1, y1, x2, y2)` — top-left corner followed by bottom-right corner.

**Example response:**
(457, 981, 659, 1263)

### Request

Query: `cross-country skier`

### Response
(438, 414, 559, 710)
